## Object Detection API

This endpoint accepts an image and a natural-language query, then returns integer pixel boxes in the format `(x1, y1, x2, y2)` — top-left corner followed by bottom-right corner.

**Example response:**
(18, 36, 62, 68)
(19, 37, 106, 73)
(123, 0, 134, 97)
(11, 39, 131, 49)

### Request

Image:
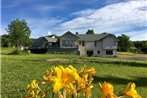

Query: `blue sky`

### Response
(1, 0, 147, 41)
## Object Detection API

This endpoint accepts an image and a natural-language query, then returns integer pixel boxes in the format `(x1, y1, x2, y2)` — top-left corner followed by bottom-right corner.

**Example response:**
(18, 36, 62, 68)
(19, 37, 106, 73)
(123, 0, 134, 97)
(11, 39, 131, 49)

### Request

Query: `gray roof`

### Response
(44, 36, 57, 42)
(76, 33, 111, 41)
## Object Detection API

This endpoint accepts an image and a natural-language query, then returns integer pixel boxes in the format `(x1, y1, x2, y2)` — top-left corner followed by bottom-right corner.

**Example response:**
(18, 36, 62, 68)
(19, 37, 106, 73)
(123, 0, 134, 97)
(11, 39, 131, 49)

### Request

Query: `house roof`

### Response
(61, 31, 79, 39)
(44, 36, 58, 42)
(76, 33, 112, 41)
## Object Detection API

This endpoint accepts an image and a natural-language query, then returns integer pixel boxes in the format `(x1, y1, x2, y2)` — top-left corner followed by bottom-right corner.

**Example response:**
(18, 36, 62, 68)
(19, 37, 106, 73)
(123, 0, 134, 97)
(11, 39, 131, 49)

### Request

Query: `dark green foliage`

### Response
(86, 29, 94, 34)
(101, 32, 109, 34)
(6, 19, 31, 47)
(0, 34, 11, 47)
(117, 34, 132, 52)
(9, 49, 31, 55)
(133, 41, 147, 49)
(133, 41, 147, 54)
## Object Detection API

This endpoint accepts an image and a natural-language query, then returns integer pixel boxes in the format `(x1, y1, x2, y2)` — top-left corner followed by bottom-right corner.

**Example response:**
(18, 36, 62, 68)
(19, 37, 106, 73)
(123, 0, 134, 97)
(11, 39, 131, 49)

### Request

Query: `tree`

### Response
(117, 34, 132, 52)
(0, 34, 11, 47)
(101, 32, 109, 34)
(6, 19, 31, 48)
(133, 41, 147, 53)
(86, 29, 94, 34)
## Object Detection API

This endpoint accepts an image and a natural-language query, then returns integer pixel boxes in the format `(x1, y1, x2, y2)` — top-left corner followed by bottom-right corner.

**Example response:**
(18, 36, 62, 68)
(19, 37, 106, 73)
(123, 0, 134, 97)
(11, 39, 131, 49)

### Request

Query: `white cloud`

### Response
(27, 17, 64, 38)
(71, 9, 97, 17)
(122, 30, 147, 41)
(61, 1, 147, 29)
(52, 0, 147, 40)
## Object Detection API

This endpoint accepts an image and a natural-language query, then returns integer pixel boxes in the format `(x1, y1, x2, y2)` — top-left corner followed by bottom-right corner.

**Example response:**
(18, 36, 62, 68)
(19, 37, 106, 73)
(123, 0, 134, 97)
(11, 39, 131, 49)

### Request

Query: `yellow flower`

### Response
(77, 77, 85, 87)
(51, 65, 79, 93)
(99, 82, 117, 98)
(66, 83, 76, 94)
(27, 80, 38, 90)
(82, 85, 93, 94)
(86, 67, 96, 74)
(26, 80, 40, 98)
(122, 82, 141, 98)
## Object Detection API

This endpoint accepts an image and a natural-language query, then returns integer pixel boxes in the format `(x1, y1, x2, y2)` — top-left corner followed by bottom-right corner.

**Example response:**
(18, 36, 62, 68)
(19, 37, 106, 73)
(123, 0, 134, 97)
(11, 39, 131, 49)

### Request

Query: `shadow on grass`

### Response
(89, 60, 147, 67)
(93, 75, 147, 87)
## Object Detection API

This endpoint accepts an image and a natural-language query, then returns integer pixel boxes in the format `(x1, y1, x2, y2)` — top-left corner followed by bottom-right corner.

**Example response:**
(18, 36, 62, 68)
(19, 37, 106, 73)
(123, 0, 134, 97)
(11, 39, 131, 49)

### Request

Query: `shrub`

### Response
(9, 49, 31, 55)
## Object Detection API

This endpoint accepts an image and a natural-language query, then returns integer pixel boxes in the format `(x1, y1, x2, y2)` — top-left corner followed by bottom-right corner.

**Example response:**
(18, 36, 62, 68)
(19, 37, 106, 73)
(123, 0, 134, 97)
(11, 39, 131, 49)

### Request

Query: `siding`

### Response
(78, 35, 118, 57)
(102, 35, 118, 49)
(60, 33, 78, 48)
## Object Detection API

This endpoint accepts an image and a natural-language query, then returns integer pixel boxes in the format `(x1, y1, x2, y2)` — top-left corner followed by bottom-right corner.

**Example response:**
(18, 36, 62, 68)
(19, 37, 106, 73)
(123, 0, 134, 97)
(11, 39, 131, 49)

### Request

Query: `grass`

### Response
(1, 48, 147, 98)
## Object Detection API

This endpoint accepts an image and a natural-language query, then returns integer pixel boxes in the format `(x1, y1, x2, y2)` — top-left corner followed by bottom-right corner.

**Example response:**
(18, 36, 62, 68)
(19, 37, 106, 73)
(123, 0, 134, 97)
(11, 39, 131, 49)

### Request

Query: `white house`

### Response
(30, 31, 118, 57)
(59, 32, 118, 57)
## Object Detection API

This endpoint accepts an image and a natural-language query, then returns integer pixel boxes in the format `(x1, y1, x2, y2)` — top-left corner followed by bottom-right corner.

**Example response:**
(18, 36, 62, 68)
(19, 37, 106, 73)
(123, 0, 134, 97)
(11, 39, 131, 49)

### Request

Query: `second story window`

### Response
(114, 41, 117, 46)
(62, 40, 75, 46)
(79, 41, 81, 45)
(95, 41, 97, 47)
(82, 41, 85, 46)
(62, 40, 66, 45)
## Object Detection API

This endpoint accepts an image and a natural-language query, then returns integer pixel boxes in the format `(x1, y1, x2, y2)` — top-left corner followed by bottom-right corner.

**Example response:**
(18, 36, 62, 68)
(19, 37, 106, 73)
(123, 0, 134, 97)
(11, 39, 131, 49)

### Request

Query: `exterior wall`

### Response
(60, 33, 78, 48)
(78, 35, 118, 57)
(85, 42, 95, 50)
(78, 44, 86, 56)
(78, 41, 102, 56)
(102, 35, 118, 49)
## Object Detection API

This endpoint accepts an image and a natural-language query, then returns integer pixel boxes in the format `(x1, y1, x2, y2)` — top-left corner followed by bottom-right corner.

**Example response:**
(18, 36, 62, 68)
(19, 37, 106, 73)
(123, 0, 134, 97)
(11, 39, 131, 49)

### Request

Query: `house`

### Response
(60, 31, 79, 48)
(76, 33, 118, 57)
(29, 35, 60, 53)
(29, 32, 118, 56)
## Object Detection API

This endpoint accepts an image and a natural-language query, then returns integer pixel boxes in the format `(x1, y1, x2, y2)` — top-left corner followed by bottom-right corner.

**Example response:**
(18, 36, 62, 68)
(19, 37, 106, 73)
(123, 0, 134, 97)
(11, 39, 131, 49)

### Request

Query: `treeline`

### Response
(117, 34, 147, 54)
(133, 41, 147, 53)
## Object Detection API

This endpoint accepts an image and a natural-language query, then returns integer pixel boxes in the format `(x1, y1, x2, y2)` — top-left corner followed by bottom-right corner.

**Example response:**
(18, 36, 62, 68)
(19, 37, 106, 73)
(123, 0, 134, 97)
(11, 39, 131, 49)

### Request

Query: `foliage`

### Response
(0, 34, 11, 47)
(86, 29, 94, 34)
(133, 41, 147, 54)
(6, 19, 31, 47)
(9, 49, 31, 55)
(117, 34, 133, 52)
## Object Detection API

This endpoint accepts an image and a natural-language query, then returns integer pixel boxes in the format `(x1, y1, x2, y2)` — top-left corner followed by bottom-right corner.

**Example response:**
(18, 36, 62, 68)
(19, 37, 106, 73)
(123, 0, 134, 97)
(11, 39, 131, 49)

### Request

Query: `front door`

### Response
(87, 51, 93, 56)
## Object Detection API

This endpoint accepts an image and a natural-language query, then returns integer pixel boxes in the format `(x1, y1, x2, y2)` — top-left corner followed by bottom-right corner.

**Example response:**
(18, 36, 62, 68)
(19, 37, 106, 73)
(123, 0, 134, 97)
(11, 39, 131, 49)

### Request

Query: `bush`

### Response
(141, 48, 147, 54)
(9, 49, 31, 55)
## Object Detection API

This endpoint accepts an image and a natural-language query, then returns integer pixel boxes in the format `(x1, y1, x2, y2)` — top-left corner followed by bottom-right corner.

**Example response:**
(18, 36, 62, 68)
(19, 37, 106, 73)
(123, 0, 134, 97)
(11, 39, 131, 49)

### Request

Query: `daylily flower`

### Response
(121, 82, 141, 98)
(85, 67, 96, 74)
(99, 82, 117, 98)
(25, 80, 41, 98)
(27, 80, 39, 90)
(82, 84, 93, 94)
(50, 66, 79, 93)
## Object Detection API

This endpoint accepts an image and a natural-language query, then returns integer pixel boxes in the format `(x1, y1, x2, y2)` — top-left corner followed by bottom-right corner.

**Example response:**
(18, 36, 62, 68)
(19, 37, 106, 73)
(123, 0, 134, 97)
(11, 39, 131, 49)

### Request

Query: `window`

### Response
(97, 50, 100, 54)
(114, 41, 117, 46)
(79, 41, 81, 45)
(62, 40, 75, 46)
(106, 50, 113, 55)
(87, 51, 93, 56)
(62, 40, 66, 45)
(94, 41, 97, 47)
(82, 41, 85, 46)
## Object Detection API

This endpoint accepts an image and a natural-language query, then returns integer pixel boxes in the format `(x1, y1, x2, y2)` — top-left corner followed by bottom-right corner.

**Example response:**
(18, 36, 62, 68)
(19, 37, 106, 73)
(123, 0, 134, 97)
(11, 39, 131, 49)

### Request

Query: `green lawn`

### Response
(1, 48, 147, 98)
